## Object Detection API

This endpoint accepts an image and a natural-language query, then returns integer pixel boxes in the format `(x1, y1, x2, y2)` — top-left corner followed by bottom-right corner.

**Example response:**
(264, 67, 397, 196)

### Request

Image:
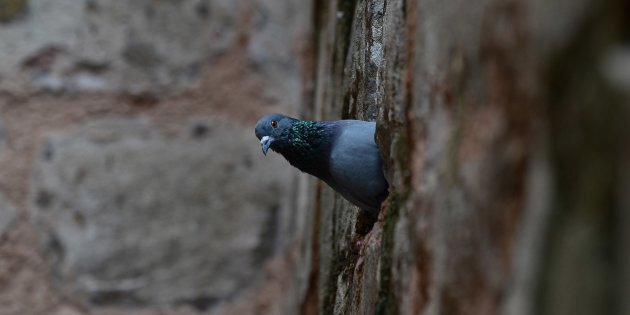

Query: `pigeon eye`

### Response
(271, 120, 278, 128)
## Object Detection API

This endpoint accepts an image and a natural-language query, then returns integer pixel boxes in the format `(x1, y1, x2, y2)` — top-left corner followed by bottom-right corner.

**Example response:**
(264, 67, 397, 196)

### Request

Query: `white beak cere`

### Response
(260, 136, 273, 155)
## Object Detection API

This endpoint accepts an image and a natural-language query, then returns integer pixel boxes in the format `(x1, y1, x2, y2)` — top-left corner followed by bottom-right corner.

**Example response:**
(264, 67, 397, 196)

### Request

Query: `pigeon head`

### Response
(255, 114, 334, 177)
(255, 113, 297, 155)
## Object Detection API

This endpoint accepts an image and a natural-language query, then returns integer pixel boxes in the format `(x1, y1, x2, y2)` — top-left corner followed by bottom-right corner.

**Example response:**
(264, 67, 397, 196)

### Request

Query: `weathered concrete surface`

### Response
(310, 0, 630, 314)
(30, 119, 290, 309)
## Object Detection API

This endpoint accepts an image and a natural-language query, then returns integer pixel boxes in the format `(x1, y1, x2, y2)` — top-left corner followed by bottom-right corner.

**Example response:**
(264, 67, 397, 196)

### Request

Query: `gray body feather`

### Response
(326, 121, 387, 213)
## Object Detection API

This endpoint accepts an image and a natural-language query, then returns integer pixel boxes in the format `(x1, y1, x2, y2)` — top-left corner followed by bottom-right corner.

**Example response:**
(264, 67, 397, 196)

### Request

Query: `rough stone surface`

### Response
(30, 118, 290, 309)
(307, 1, 402, 314)
(1, 0, 628, 314)
(309, 0, 630, 314)
(0, 0, 306, 97)
(0, 0, 311, 313)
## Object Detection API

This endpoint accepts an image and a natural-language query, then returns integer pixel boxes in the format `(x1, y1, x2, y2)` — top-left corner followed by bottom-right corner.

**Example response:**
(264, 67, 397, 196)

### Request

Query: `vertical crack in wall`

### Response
(365, 0, 385, 120)
(328, 0, 358, 120)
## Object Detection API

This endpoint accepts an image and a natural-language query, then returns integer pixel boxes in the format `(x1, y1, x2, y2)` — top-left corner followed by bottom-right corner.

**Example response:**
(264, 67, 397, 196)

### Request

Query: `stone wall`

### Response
(309, 0, 630, 314)
(0, 0, 313, 314)
(1, 0, 629, 314)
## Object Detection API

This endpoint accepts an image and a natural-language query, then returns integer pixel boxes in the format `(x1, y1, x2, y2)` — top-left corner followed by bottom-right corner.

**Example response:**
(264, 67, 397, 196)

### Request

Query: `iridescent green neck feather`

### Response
(274, 120, 333, 178)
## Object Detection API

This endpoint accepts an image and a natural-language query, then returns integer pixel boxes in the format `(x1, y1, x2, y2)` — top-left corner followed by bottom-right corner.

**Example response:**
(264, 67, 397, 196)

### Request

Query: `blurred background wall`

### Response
(1, 0, 630, 315)
(0, 0, 315, 314)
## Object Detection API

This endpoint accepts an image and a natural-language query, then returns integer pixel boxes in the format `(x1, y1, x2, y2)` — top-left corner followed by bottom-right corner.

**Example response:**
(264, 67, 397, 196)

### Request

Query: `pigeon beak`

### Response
(260, 136, 274, 155)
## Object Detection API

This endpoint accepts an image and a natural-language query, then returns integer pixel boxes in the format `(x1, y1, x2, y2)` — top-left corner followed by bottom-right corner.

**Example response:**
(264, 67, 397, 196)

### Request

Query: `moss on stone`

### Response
(0, 0, 27, 23)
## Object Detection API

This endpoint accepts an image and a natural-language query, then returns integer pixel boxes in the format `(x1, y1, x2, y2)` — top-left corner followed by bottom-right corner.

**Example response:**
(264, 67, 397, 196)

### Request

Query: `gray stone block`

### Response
(31, 118, 289, 309)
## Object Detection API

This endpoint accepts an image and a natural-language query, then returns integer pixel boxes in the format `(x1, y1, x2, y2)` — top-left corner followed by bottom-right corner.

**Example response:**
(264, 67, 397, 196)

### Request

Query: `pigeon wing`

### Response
(327, 121, 388, 212)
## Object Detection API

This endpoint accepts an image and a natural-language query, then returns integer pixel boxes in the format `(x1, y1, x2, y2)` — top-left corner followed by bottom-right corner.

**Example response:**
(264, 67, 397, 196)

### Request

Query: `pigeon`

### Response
(254, 113, 388, 214)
